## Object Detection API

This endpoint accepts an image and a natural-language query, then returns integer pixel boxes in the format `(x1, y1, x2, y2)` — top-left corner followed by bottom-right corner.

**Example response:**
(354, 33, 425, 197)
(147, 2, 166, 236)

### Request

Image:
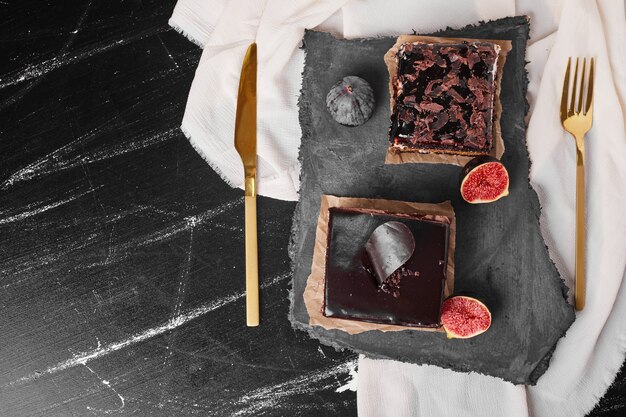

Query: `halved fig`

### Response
(441, 296, 491, 339)
(460, 156, 509, 204)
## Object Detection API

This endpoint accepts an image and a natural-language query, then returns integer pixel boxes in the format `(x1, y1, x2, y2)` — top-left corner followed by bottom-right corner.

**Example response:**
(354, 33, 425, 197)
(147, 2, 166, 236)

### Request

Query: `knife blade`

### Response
(234, 43, 259, 327)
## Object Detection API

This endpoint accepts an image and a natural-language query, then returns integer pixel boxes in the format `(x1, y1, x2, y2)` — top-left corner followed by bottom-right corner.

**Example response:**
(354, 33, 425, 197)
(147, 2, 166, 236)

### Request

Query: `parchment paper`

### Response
(303, 195, 456, 334)
(384, 35, 512, 166)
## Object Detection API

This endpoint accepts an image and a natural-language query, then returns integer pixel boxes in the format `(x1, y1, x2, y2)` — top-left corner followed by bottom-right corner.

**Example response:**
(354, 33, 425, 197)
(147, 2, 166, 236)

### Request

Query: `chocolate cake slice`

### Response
(389, 41, 500, 155)
(323, 207, 450, 328)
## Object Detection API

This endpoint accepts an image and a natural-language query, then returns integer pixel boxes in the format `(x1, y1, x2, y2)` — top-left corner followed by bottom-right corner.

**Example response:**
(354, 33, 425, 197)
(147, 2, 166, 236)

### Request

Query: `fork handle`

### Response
(575, 142, 585, 311)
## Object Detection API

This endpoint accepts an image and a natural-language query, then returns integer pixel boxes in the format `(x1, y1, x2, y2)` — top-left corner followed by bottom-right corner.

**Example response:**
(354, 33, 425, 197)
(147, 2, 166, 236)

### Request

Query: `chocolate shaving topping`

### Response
(467, 51, 481, 69)
(419, 102, 444, 112)
(428, 112, 449, 131)
(379, 267, 420, 298)
(413, 59, 435, 71)
(448, 87, 465, 103)
(390, 41, 499, 153)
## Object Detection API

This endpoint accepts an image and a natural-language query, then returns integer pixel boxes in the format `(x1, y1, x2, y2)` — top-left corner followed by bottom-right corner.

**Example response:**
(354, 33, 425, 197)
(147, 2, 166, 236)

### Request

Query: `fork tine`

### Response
(577, 58, 586, 114)
(569, 57, 579, 116)
(560, 57, 571, 121)
(585, 57, 594, 115)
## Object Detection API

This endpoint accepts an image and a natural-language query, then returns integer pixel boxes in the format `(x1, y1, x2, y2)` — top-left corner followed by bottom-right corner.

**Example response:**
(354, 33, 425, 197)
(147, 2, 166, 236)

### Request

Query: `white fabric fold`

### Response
(170, 0, 626, 415)
(173, 0, 348, 201)
(341, 0, 515, 38)
(169, 0, 229, 47)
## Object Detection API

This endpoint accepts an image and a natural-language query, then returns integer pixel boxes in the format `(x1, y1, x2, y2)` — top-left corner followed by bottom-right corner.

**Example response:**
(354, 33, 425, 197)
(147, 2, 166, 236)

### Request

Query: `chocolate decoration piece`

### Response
(323, 208, 450, 328)
(365, 221, 415, 285)
(389, 41, 500, 155)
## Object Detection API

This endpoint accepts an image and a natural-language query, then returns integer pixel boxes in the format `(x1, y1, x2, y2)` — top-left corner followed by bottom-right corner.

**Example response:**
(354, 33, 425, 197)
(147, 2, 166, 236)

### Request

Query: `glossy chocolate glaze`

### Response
(323, 207, 450, 328)
(390, 42, 498, 154)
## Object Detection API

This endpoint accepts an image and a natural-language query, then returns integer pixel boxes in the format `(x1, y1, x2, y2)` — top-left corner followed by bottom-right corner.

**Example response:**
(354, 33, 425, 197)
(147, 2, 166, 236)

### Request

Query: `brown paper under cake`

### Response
(384, 35, 512, 166)
(303, 195, 456, 335)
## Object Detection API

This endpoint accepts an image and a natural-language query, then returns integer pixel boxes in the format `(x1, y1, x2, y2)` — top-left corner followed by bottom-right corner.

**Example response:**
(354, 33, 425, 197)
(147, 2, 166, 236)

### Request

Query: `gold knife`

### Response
(234, 43, 259, 326)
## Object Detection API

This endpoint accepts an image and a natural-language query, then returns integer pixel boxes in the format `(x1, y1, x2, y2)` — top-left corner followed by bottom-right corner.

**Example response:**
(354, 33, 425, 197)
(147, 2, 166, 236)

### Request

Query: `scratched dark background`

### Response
(0, 1, 623, 416)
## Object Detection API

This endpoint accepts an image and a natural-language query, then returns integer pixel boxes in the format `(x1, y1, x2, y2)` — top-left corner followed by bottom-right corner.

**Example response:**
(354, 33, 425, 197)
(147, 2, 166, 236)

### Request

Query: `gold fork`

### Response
(560, 57, 595, 311)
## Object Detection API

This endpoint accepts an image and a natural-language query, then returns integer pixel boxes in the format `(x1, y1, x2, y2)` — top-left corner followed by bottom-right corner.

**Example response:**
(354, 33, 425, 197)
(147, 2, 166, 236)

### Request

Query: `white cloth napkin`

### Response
(170, 0, 350, 201)
(169, 0, 626, 416)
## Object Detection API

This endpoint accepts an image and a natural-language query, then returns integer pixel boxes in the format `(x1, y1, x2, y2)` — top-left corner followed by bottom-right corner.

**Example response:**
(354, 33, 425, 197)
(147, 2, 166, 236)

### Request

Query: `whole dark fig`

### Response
(326, 76, 375, 126)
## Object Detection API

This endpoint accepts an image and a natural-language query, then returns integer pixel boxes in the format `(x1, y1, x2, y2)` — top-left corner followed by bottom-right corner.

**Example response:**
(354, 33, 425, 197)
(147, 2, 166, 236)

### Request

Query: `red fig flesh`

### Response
(460, 156, 509, 204)
(441, 296, 491, 339)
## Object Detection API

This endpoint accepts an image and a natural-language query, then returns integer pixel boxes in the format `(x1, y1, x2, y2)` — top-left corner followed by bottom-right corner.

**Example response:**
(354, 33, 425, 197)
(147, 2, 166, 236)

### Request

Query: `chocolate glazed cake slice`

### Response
(323, 207, 450, 328)
(390, 42, 500, 155)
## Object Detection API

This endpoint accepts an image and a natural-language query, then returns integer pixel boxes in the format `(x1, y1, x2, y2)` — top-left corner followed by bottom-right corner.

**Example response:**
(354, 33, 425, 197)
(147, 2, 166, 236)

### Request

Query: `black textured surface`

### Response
(0, 1, 357, 416)
(290, 18, 574, 385)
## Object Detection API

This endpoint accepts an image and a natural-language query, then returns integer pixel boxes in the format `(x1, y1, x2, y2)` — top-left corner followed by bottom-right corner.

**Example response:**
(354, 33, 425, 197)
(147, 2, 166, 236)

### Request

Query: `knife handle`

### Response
(244, 194, 260, 326)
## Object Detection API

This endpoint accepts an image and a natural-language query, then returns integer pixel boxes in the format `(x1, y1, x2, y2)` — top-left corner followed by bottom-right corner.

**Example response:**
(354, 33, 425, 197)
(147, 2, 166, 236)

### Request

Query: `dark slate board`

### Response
(289, 16, 576, 385)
